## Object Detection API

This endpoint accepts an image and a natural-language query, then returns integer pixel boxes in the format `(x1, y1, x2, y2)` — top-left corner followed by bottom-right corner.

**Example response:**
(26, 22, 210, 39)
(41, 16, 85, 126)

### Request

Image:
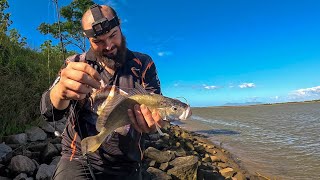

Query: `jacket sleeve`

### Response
(40, 77, 69, 122)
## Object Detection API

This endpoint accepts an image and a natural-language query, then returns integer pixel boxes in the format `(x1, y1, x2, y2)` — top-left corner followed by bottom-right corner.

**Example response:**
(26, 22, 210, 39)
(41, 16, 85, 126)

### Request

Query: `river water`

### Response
(179, 102, 320, 180)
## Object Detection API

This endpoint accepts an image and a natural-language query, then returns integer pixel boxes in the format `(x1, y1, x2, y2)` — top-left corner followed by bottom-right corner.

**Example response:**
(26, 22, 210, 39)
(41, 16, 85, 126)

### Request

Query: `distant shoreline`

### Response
(202, 99, 320, 108)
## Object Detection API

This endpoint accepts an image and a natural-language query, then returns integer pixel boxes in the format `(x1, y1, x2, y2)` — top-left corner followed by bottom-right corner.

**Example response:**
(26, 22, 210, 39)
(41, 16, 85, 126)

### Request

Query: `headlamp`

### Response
(83, 4, 120, 38)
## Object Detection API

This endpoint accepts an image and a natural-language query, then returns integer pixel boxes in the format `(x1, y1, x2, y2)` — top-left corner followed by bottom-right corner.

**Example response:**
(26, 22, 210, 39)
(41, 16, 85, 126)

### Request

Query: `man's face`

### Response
(89, 26, 127, 65)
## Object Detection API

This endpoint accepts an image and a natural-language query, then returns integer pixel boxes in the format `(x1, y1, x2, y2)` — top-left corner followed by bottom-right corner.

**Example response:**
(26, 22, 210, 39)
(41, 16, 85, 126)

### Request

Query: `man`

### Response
(40, 4, 164, 180)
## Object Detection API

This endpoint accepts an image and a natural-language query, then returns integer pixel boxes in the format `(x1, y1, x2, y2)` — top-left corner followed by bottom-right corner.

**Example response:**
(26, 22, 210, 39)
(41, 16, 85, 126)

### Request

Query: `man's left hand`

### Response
(127, 104, 165, 133)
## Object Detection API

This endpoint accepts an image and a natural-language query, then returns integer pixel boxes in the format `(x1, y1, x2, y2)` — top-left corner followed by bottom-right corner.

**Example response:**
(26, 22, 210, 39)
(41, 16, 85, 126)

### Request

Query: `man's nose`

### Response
(104, 39, 113, 50)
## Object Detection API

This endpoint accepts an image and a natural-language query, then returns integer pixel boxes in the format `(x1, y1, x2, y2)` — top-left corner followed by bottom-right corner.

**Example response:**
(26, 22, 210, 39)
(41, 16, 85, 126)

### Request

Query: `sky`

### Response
(7, 0, 320, 107)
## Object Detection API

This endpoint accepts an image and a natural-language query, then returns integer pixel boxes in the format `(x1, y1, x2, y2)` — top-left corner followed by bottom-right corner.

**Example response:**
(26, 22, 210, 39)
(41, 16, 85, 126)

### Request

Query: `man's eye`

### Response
(93, 41, 102, 44)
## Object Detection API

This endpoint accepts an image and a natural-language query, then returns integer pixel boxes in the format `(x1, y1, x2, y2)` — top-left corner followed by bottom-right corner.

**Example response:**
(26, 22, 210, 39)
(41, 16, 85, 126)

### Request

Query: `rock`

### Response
(0, 143, 12, 163)
(167, 156, 198, 180)
(49, 137, 62, 144)
(197, 169, 224, 180)
(27, 142, 47, 152)
(159, 162, 169, 171)
(0, 164, 6, 176)
(36, 164, 56, 180)
(39, 121, 55, 133)
(185, 141, 194, 151)
(0, 176, 11, 180)
(146, 167, 172, 180)
(50, 156, 61, 166)
(5, 133, 27, 144)
(25, 127, 47, 142)
(202, 156, 211, 163)
(205, 148, 217, 155)
(13, 173, 28, 180)
(234, 171, 246, 180)
(219, 167, 235, 178)
(210, 155, 221, 162)
(149, 160, 156, 167)
(217, 162, 228, 169)
(41, 143, 59, 163)
(173, 148, 187, 157)
(9, 155, 36, 175)
(148, 133, 161, 141)
(194, 144, 206, 154)
(144, 147, 175, 163)
(54, 144, 62, 152)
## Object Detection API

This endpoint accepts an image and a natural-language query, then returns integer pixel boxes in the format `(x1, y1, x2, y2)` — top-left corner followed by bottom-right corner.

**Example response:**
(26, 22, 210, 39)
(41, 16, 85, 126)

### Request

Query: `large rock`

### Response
(9, 155, 36, 175)
(5, 133, 27, 144)
(41, 143, 59, 163)
(13, 173, 27, 180)
(36, 164, 56, 180)
(167, 156, 198, 180)
(144, 147, 175, 163)
(39, 121, 55, 133)
(0, 143, 12, 163)
(25, 127, 47, 142)
(0, 176, 11, 180)
(219, 167, 235, 178)
(197, 169, 224, 180)
(50, 156, 61, 166)
(146, 167, 172, 180)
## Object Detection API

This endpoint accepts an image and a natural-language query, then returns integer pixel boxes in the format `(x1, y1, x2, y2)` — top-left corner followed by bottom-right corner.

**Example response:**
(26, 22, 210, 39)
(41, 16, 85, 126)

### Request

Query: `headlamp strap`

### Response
(83, 4, 120, 38)
(90, 4, 104, 22)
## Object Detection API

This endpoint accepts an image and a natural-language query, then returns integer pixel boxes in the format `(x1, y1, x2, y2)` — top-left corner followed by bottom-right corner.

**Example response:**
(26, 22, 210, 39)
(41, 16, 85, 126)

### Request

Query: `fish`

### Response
(80, 82, 192, 155)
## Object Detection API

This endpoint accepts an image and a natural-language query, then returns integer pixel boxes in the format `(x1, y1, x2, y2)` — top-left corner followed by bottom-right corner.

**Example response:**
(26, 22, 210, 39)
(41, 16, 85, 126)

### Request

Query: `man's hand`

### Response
(128, 104, 165, 133)
(50, 62, 101, 110)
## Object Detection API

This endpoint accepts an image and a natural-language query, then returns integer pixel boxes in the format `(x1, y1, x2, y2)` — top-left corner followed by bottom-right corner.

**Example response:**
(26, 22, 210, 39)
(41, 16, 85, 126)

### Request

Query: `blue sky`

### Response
(7, 0, 320, 107)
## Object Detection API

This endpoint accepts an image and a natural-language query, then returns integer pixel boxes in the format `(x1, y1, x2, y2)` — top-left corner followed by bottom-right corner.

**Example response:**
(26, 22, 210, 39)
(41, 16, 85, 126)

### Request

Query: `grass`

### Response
(0, 34, 64, 139)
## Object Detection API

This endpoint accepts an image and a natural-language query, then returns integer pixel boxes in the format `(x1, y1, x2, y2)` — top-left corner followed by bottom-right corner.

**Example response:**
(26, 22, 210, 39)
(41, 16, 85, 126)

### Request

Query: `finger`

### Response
(62, 88, 87, 100)
(139, 104, 156, 132)
(127, 109, 143, 133)
(68, 62, 101, 82)
(152, 110, 165, 127)
(61, 68, 100, 89)
(133, 104, 152, 133)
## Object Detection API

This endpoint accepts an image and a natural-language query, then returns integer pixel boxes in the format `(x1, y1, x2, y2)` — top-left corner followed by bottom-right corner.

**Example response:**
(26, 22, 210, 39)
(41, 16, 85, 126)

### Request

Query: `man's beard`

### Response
(94, 35, 127, 69)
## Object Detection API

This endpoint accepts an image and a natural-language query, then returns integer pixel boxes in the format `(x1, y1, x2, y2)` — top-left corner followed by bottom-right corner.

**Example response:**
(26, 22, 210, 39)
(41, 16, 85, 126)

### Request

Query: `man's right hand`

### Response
(50, 62, 101, 110)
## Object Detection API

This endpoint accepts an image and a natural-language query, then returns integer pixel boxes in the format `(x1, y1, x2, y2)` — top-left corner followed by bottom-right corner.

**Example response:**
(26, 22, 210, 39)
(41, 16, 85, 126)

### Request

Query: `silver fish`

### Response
(81, 83, 191, 155)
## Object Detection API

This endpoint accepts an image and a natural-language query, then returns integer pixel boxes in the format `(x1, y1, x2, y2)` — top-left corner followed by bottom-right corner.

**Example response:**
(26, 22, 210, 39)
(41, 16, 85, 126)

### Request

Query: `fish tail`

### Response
(81, 127, 110, 155)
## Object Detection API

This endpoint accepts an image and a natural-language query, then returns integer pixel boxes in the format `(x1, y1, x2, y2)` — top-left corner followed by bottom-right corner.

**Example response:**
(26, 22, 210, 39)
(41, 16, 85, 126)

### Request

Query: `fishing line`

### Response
(175, 96, 189, 105)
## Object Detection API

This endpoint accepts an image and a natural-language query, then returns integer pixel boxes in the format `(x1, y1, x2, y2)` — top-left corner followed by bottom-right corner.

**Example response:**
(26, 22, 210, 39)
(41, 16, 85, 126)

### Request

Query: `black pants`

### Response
(53, 158, 142, 180)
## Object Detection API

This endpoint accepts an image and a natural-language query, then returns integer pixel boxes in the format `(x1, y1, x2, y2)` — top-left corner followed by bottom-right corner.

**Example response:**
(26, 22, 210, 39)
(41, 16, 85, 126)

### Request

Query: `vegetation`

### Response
(0, 0, 92, 138)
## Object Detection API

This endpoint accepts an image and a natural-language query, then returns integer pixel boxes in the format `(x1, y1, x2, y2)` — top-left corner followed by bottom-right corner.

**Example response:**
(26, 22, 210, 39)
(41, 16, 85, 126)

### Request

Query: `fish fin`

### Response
(81, 127, 111, 155)
(96, 85, 128, 132)
(155, 123, 164, 136)
(127, 82, 148, 96)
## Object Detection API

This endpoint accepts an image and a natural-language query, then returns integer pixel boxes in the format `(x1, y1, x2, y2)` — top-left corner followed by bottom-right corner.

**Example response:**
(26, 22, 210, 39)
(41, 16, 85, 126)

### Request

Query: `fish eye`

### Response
(171, 106, 177, 111)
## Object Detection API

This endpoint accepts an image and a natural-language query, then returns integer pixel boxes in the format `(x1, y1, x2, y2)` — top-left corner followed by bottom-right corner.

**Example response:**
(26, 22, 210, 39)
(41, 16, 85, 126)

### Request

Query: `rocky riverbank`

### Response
(0, 119, 265, 179)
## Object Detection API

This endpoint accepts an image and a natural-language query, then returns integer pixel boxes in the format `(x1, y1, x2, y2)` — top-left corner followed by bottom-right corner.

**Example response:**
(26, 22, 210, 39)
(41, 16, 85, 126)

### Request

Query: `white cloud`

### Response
(239, 83, 255, 89)
(290, 86, 320, 97)
(157, 51, 173, 57)
(203, 84, 219, 90)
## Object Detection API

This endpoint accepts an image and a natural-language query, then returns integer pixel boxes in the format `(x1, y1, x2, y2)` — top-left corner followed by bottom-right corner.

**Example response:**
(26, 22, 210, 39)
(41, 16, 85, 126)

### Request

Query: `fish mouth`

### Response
(179, 105, 192, 120)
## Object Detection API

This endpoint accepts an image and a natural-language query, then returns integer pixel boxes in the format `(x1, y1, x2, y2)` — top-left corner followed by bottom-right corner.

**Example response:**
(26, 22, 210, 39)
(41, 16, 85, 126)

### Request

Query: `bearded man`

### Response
(40, 4, 164, 180)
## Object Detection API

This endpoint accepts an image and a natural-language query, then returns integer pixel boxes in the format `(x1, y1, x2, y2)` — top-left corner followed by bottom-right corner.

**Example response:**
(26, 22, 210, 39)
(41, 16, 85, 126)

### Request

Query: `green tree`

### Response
(38, 0, 94, 52)
(0, 0, 11, 34)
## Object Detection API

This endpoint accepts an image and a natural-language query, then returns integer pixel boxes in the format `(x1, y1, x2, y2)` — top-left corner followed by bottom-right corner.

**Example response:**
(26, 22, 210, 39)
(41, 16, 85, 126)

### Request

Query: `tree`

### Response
(0, 0, 11, 34)
(38, 0, 94, 53)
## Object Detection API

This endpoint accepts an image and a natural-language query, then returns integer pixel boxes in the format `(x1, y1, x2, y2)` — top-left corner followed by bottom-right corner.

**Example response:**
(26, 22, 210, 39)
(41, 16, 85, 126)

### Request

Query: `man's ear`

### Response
(118, 18, 121, 25)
